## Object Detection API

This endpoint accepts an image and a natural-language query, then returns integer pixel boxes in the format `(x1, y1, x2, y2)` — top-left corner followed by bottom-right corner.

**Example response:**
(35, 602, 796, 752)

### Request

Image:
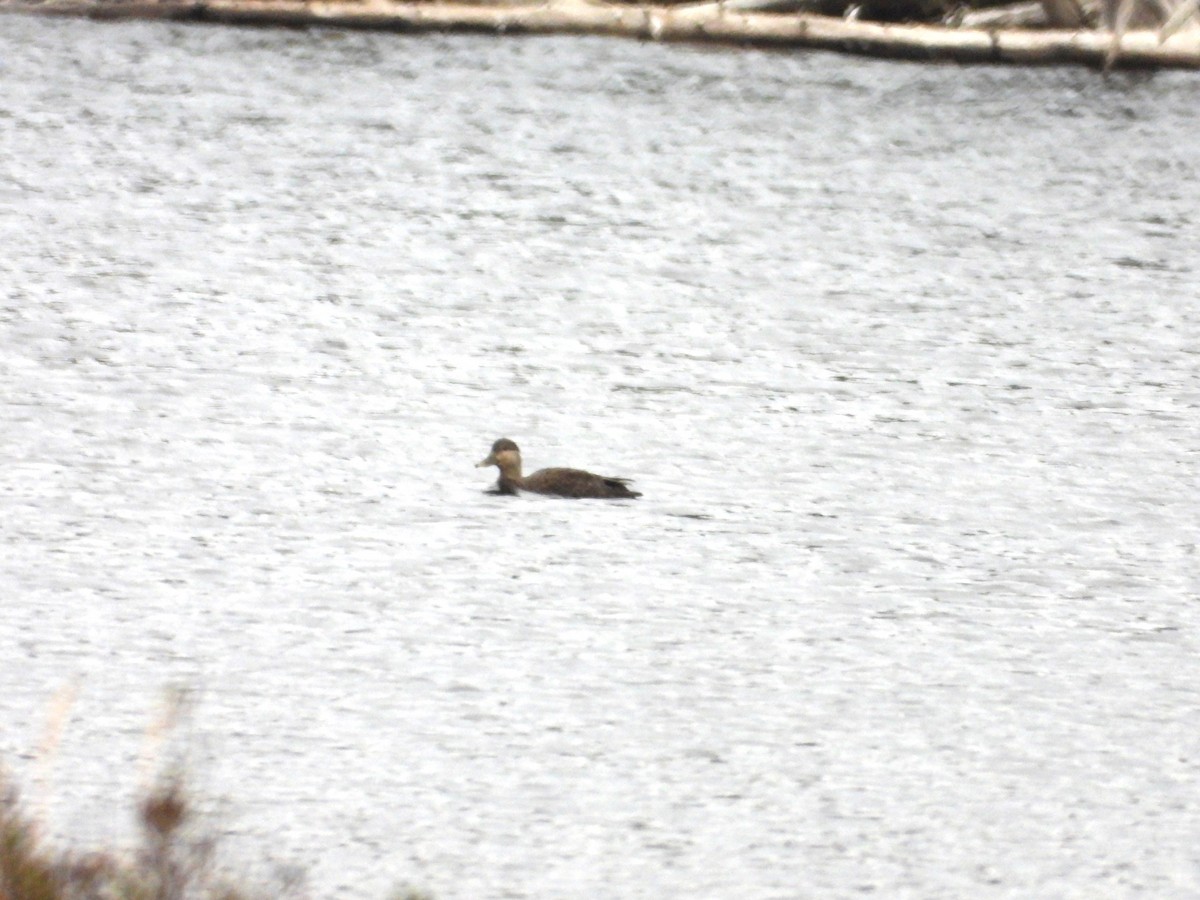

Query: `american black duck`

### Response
(476, 438, 642, 499)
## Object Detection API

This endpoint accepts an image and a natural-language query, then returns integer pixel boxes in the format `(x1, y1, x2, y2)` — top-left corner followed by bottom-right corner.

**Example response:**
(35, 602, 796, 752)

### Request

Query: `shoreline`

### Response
(4, 0, 1200, 71)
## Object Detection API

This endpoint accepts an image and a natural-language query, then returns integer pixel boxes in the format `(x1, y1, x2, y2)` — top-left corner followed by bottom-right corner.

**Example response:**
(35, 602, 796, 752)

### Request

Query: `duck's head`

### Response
(476, 438, 521, 473)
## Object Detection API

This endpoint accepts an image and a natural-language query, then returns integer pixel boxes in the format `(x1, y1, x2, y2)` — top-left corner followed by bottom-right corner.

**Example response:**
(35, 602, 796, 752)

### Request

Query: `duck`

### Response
(476, 438, 642, 499)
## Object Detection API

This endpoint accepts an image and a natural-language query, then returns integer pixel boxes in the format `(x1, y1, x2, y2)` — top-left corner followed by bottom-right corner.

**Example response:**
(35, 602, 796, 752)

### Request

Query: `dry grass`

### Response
(0, 772, 263, 900)
(1, 773, 435, 900)
(2, 687, 433, 900)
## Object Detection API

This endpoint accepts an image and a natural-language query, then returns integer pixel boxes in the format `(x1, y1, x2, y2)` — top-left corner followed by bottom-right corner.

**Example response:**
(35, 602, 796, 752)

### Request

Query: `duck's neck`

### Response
(496, 457, 524, 491)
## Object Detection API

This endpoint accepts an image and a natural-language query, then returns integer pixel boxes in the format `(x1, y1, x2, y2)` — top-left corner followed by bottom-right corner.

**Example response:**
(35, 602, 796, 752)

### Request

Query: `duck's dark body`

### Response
(477, 439, 641, 500)
(495, 467, 641, 499)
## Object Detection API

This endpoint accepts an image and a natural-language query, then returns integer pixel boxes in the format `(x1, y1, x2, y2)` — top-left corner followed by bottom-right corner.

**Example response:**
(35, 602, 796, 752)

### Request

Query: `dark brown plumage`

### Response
(476, 438, 642, 500)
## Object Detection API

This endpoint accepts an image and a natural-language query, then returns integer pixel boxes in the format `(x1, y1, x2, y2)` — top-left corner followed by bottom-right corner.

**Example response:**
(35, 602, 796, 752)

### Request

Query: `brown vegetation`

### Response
(1, 687, 431, 900)
(1, 773, 259, 900)
(1, 771, 434, 900)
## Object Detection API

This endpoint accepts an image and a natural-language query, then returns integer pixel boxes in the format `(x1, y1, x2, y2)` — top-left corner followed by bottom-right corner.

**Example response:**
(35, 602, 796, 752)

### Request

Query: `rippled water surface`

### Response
(2, 15, 1199, 897)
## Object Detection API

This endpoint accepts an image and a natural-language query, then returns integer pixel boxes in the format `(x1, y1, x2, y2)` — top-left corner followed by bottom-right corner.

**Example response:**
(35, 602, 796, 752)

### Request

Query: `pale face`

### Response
(476, 440, 522, 477)
(489, 448, 521, 475)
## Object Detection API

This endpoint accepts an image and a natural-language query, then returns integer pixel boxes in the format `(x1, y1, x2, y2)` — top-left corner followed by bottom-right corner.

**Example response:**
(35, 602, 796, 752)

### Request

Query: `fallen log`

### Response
(3, 0, 1199, 68)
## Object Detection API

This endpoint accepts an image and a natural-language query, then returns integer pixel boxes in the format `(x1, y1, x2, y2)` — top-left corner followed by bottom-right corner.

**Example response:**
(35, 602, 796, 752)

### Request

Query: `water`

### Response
(2, 15, 1199, 897)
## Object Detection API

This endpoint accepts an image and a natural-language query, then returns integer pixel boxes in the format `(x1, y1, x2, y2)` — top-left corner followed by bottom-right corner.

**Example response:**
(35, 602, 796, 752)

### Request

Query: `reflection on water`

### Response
(2, 15, 1199, 899)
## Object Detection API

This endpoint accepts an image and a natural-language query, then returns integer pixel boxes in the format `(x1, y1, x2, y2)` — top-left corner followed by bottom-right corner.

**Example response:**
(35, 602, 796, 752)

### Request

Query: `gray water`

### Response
(2, 15, 1199, 898)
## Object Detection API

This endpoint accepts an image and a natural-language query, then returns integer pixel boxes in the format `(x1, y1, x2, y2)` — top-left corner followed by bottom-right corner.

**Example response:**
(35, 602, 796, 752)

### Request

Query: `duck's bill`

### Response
(476, 454, 495, 468)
